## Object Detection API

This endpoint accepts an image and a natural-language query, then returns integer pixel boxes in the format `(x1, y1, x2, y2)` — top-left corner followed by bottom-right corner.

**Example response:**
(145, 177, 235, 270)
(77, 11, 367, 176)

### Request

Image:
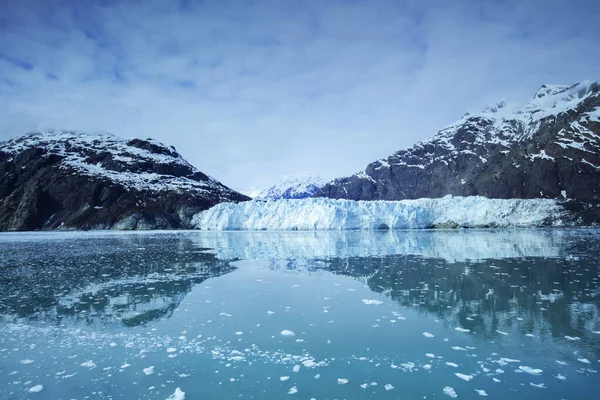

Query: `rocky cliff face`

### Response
(317, 81, 600, 201)
(0, 131, 249, 231)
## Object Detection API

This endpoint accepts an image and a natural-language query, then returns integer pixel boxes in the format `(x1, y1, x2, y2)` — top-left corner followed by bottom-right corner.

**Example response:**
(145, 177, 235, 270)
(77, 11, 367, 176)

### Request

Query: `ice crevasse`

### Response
(192, 196, 567, 230)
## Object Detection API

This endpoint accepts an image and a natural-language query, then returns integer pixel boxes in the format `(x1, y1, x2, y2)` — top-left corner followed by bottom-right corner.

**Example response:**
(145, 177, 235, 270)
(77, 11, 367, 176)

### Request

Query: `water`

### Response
(1, 229, 600, 399)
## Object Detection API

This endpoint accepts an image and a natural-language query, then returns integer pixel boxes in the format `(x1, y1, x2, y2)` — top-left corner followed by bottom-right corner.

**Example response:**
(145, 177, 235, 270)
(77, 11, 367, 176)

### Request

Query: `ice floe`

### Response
(143, 366, 155, 375)
(455, 373, 474, 381)
(518, 366, 543, 375)
(28, 385, 43, 393)
(443, 386, 458, 398)
(80, 360, 96, 368)
(166, 388, 185, 400)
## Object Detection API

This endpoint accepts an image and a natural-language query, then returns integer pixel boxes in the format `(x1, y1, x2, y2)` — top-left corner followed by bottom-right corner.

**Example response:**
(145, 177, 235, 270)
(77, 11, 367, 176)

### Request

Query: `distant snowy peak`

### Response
(257, 174, 329, 199)
(318, 80, 600, 201)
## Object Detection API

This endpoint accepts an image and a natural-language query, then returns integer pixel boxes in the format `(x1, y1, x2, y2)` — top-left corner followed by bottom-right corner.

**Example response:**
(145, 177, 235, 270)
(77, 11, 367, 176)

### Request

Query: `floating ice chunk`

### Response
(400, 362, 416, 371)
(423, 332, 435, 338)
(496, 330, 509, 335)
(167, 348, 177, 353)
(426, 353, 436, 358)
(267, 311, 275, 315)
(498, 358, 520, 364)
(455, 373, 474, 381)
(143, 366, 155, 375)
(360, 383, 368, 389)
(446, 362, 459, 368)
(475, 389, 488, 396)
(452, 346, 466, 351)
(281, 330, 296, 337)
(280, 376, 290, 381)
(423, 364, 432, 370)
(565, 336, 580, 341)
(578, 358, 591, 364)
(28, 385, 43, 393)
(385, 384, 394, 390)
(455, 327, 470, 333)
(121, 363, 131, 369)
(556, 360, 567, 365)
(556, 374, 566, 380)
(20, 359, 34, 364)
(235, 331, 244, 336)
(492, 378, 501, 383)
(525, 334, 536, 338)
(80, 360, 96, 368)
(229, 356, 245, 361)
(443, 386, 458, 398)
(288, 386, 298, 394)
(166, 388, 185, 400)
(362, 299, 383, 305)
(519, 366, 543, 375)
(530, 382, 546, 388)
(293, 365, 300, 373)
(338, 378, 349, 385)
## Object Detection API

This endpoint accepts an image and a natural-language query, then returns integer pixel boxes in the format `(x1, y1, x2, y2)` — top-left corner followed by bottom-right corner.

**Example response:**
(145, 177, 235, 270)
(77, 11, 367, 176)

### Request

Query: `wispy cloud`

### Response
(1, 0, 599, 191)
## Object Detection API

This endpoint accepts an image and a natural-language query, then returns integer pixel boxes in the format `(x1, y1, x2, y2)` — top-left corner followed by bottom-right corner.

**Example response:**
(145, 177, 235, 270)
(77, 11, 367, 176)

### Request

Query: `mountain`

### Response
(317, 81, 600, 201)
(0, 131, 249, 231)
(255, 174, 328, 199)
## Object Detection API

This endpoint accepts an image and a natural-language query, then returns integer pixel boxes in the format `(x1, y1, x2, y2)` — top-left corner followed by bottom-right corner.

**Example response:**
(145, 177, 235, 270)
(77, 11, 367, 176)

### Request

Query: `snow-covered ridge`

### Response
(192, 196, 568, 230)
(436, 80, 600, 145)
(0, 130, 236, 195)
(256, 174, 328, 199)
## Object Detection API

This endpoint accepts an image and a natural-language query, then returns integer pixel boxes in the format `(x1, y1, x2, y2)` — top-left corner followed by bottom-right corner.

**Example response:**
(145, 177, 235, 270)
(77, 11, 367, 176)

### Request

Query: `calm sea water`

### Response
(1, 229, 600, 399)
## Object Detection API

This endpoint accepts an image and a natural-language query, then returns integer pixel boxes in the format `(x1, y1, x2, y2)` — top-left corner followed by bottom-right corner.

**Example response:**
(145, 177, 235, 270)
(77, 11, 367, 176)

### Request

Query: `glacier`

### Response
(191, 196, 568, 230)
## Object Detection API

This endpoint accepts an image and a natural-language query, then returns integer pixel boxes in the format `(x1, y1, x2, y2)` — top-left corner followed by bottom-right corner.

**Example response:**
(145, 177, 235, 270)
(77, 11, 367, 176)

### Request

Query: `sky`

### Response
(1, 0, 599, 194)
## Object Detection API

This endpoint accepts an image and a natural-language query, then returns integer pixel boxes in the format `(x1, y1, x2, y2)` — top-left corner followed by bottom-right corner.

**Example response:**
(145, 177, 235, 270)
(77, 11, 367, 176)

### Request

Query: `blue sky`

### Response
(1, 0, 599, 193)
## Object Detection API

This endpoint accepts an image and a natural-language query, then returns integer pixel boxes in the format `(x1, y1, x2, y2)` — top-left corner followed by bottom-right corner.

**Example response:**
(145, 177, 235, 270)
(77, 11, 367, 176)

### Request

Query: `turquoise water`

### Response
(1, 229, 600, 399)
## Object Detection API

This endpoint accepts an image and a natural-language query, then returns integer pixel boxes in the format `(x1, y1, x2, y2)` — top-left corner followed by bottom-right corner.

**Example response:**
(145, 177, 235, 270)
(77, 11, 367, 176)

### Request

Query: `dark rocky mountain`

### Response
(0, 131, 249, 231)
(317, 81, 600, 201)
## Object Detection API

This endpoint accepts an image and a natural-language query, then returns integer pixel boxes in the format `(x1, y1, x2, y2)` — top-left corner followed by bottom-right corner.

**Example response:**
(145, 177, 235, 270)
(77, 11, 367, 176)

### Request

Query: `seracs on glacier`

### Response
(192, 196, 567, 230)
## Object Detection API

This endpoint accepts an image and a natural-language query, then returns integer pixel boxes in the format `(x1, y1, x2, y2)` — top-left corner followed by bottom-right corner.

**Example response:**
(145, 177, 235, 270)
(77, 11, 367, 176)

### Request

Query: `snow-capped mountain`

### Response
(317, 81, 600, 200)
(0, 130, 249, 230)
(255, 174, 328, 199)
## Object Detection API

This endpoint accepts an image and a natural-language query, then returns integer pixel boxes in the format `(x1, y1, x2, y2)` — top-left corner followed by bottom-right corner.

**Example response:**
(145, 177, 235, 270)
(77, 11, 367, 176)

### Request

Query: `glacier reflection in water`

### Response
(0, 229, 599, 400)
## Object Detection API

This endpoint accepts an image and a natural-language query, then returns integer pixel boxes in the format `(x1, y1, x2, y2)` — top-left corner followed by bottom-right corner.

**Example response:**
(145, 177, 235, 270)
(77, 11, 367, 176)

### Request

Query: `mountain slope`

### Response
(256, 174, 328, 199)
(0, 131, 249, 231)
(317, 81, 600, 200)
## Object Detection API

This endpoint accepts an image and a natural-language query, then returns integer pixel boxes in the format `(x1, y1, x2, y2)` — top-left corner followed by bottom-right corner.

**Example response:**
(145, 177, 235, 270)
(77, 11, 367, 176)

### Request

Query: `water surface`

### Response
(1, 229, 600, 399)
